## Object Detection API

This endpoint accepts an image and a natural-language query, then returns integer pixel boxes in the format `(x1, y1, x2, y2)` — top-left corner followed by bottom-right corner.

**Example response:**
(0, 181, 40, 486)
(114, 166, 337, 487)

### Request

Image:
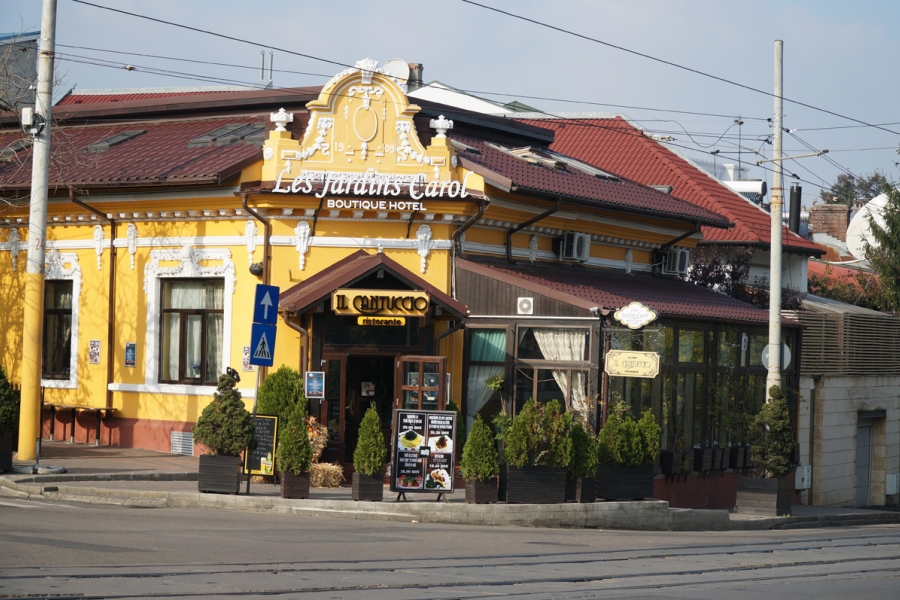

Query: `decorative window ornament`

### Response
(127, 224, 139, 270)
(294, 221, 311, 271)
(93, 225, 104, 271)
(416, 224, 433, 274)
(245, 220, 258, 266)
(6, 227, 21, 272)
(528, 235, 539, 264)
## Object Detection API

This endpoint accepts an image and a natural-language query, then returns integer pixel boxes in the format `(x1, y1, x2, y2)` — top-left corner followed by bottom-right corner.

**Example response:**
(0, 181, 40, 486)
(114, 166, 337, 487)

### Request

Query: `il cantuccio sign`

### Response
(332, 289, 430, 317)
(604, 350, 660, 379)
(273, 168, 474, 202)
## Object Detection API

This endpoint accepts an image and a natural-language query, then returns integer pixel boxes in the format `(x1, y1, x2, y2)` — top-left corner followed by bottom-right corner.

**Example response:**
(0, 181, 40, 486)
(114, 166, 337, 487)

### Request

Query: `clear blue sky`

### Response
(4, 0, 899, 201)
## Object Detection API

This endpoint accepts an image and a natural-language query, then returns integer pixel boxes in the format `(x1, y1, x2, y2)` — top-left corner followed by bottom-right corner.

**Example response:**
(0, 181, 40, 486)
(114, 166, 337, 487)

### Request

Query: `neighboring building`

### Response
(1, 59, 798, 508)
(0, 31, 38, 113)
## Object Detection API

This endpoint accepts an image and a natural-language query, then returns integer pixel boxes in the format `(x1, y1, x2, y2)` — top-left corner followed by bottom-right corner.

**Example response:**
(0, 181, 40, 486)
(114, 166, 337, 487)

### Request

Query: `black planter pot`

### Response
(729, 446, 747, 470)
(0, 431, 13, 473)
(352, 472, 384, 501)
(743, 445, 754, 469)
(736, 475, 793, 516)
(566, 477, 597, 503)
(465, 477, 498, 504)
(693, 447, 713, 472)
(660, 450, 682, 476)
(281, 471, 310, 499)
(596, 463, 655, 500)
(713, 448, 726, 471)
(198, 454, 242, 494)
(499, 465, 566, 504)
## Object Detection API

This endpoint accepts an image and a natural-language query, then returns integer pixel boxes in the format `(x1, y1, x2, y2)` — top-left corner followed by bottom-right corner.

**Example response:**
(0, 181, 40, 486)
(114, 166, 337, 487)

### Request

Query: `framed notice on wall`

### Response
(124, 343, 136, 367)
(89, 340, 101, 364)
(390, 409, 456, 494)
(305, 371, 325, 399)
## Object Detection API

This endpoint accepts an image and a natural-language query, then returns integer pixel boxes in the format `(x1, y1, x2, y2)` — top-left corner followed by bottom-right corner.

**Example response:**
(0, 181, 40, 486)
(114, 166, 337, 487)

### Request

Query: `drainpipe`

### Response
(451, 199, 486, 260)
(241, 192, 270, 286)
(506, 198, 560, 264)
(69, 188, 115, 411)
(434, 319, 464, 355)
(282, 310, 308, 376)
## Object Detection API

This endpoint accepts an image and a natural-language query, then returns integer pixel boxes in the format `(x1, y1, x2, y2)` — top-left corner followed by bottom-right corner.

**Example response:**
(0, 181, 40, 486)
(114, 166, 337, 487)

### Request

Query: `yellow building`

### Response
(1, 60, 786, 495)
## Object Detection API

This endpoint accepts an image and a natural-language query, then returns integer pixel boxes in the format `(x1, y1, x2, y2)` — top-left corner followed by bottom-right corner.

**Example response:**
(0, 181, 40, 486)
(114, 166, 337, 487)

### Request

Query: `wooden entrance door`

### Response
(395, 355, 448, 411)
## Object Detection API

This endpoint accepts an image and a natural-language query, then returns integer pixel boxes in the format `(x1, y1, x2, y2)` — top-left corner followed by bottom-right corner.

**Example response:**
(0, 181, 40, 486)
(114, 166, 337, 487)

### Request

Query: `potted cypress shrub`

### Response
(192, 368, 256, 494)
(276, 400, 313, 499)
(0, 366, 19, 473)
(736, 385, 795, 516)
(499, 399, 572, 504)
(596, 404, 660, 500)
(565, 417, 598, 503)
(352, 403, 387, 501)
(460, 415, 499, 503)
(257, 365, 306, 434)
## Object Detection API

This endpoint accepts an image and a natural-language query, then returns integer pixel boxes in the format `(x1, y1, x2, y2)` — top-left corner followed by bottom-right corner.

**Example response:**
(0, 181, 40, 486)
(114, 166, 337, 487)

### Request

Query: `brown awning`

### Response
(457, 258, 791, 326)
(279, 250, 468, 319)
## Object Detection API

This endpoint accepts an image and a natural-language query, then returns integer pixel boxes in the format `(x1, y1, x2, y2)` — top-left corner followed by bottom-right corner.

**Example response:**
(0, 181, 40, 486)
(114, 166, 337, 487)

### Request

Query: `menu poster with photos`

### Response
(391, 409, 455, 494)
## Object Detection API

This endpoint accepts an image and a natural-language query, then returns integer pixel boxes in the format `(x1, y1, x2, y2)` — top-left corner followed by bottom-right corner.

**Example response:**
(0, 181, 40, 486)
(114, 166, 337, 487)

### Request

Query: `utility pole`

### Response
(18, 0, 57, 461)
(766, 40, 784, 393)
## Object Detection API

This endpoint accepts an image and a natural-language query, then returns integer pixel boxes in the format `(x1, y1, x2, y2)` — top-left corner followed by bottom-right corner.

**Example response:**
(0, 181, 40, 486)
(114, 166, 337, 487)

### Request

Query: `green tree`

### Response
(749, 386, 795, 478)
(0, 365, 19, 433)
(503, 399, 572, 468)
(821, 172, 888, 206)
(567, 417, 598, 479)
(353, 403, 386, 476)
(460, 415, 499, 481)
(192, 370, 256, 457)
(276, 401, 312, 474)
(864, 184, 900, 312)
(256, 366, 306, 429)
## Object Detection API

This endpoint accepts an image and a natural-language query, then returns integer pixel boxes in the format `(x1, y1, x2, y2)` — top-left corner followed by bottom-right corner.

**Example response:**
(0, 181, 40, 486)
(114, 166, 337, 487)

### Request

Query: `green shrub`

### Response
(257, 366, 306, 428)
(567, 417, 598, 479)
(460, 415, 499, 481)
(749, 386, 795, 478)
(276, 401, 312, 474)
(353, 403, 386, 476)
(502, 399, 572, 468)
(597, 403, 660, 467)
(192, 370, 256, 457)
(0, 366, 19, 433)
(447, 399, 466, 449)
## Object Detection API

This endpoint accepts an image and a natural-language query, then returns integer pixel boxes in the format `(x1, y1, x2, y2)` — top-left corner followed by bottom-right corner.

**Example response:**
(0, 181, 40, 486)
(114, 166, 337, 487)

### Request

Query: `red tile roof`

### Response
(56, 91, 233, 106)
(451, 133, 732, 227)
(519, 117, 822, 255)
(458, 258, 776, 324)
(0, 116, 262, 189)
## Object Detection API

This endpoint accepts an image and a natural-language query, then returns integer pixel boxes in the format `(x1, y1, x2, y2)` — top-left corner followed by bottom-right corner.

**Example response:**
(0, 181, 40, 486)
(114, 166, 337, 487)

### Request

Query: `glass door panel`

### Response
(395, 355, 447, 410)
(323, 353, 347, 463)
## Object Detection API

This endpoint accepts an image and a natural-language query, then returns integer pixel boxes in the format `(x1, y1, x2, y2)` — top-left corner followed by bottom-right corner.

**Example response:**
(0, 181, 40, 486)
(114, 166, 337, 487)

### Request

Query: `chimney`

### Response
(789, 183, 801, 234)
(408, 63, 423, 91)
(808, 203, 850, 242)
(724, 164, 736, 181)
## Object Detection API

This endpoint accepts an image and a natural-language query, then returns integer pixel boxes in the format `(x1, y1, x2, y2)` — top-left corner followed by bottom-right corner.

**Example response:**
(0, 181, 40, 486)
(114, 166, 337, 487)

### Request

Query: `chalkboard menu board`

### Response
(390, 409, 455, 493)
(243, 415, 278, 476)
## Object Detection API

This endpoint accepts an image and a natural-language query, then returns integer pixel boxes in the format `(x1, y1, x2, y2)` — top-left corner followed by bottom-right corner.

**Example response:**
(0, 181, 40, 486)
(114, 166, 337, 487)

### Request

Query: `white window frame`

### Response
(41, 250, 82, 390)
(141, 245, 235, 395)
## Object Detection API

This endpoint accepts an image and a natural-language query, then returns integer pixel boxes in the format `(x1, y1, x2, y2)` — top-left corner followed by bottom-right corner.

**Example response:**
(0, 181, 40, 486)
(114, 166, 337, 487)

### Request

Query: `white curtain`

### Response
(163, 282, 209, 380)
(205, 282, 224, 381)
(532, 328, 588, 415)
(466, 365, 503, 432)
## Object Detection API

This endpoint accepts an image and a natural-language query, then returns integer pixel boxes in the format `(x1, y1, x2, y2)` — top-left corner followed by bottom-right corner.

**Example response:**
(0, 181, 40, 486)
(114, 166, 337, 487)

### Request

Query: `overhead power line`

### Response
(459, 0, 900, 137)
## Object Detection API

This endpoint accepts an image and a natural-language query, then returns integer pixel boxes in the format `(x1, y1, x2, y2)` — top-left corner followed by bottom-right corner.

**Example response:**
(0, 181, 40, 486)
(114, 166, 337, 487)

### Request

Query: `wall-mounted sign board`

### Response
(604, 350, 661, 379)
(613, 301, 658, 330)
(332, 289, 429, 317)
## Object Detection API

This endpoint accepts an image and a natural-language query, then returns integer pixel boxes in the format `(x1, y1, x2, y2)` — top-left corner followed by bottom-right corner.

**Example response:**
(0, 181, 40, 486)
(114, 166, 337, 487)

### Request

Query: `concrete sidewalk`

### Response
(3, 441, 899, 531)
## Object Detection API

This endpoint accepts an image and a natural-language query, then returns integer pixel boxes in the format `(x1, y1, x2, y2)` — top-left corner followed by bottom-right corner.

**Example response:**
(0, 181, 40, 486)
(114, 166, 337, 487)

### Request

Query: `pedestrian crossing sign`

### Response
(249, 323, 277, 367)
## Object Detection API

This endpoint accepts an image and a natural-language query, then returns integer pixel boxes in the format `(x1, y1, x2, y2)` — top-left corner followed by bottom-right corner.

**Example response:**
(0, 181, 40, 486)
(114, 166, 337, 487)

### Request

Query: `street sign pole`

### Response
(247, 283, 280, 494)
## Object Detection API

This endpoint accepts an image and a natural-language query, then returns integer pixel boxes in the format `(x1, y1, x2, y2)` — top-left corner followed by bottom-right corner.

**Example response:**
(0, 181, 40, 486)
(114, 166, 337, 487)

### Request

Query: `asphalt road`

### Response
(1, 496, 899, 599)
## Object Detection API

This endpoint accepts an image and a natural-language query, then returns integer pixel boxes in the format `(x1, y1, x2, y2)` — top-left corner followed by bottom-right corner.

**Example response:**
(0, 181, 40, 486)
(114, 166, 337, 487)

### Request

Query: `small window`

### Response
(516, 327, 589, 361)
(187, 123, 266, 148)
(159, 279, 224, 385)
(42, 280, 73, 379)
(86, 130, 146, 153)
(1, 139, 33, 161)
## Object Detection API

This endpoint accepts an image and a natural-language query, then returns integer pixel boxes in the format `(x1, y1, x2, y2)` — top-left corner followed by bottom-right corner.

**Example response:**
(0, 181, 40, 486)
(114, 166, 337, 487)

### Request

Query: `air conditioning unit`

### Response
(555, 232, 591, 262)
(662, 248, 690, 275)
(795, 464, 811, 490)
(517, 297, 534, 315)
(887, 473, 900, 496)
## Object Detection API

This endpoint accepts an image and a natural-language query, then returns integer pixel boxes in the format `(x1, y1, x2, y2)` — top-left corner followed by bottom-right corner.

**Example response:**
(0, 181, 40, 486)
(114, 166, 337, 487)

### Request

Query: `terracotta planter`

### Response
(660, 450, 682, 476)
(0, 431, 13, 473)
(596, 463, 655, 500)
(465, 477, 498, 504)
(281, 471, 310, 499)
(736, 475, 793, 516)
(693, 447, 713, 472)
(352, 472, 384, 501)
(499, 465, 566, 504)
(198, 454, 242, 494)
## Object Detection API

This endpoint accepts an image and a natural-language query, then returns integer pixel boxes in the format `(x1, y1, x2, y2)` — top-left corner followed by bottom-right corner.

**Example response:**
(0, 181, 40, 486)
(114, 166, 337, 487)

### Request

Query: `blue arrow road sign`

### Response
(249, 323, 277, 367)
(253, 284, 280, 325)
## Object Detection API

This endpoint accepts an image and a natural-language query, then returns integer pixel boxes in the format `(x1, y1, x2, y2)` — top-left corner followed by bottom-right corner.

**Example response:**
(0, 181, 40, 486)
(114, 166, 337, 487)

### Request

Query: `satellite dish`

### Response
(846, 192, 889, 260)
(381, 58, 410, 84)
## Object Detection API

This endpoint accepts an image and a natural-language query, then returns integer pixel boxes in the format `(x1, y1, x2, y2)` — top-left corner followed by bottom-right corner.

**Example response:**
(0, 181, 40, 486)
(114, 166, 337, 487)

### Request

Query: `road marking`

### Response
(0, 499, 80, 509)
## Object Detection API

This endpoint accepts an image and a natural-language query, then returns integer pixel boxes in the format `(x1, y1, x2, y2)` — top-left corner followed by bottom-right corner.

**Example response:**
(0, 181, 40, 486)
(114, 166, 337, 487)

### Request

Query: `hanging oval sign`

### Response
(613, 301, 658, 329)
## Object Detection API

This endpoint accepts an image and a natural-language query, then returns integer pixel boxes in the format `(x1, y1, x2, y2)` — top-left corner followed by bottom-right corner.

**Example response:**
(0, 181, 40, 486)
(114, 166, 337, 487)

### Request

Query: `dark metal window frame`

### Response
(42, 280, 73, 380)
(158, 278, 224, 386)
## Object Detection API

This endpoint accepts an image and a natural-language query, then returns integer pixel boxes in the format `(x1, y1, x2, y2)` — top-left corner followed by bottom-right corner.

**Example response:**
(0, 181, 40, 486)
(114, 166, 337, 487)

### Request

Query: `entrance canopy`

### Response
(279, 250, 468, 319)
